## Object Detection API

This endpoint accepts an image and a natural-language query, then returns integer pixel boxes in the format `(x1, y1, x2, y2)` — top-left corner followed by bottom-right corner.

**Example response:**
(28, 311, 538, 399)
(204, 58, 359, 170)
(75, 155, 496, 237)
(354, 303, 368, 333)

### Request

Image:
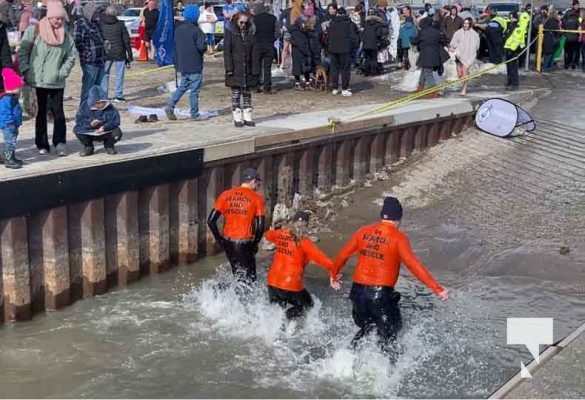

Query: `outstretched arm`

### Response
(397, 235, 447, 299)
(332, 231, 360, 277)
(301, 238, 334, 273)
(302, 238, 341, 290)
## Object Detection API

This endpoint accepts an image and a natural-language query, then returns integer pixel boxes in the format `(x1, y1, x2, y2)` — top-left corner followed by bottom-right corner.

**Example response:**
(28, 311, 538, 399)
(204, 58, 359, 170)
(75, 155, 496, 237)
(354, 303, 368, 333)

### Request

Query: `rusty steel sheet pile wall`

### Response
(0, 112, 474, 324)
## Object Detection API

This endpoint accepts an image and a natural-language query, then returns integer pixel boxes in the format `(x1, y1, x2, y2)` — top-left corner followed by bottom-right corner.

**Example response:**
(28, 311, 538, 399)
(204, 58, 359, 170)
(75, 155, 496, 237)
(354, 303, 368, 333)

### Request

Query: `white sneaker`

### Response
(332, 89, 340, 95)
(341, 89, 353, 97)
(56, 143, 67, 157)
(39, 148, 49, 155)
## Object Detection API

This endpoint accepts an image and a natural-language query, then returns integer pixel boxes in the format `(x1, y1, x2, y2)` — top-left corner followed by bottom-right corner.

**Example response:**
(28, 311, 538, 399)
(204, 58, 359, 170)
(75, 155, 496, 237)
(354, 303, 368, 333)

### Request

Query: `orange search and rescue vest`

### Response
(213, 186, 265, 240)
(333, 221, 444, 294)
(265, 228, 334, 292)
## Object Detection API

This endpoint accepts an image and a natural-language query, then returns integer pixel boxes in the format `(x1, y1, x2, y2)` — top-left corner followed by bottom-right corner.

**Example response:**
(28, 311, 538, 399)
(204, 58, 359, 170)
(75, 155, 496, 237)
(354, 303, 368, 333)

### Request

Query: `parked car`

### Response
(119, 7, 143, 34)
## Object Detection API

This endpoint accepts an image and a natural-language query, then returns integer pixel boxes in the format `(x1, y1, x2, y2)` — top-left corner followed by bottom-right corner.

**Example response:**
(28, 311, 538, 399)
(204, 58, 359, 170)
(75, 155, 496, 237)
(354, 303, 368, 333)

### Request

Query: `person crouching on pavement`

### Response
(0, 68, 25, 169)
(332, 196, 449, 355)
(224, 11, 258, 127)
(265, 211, 341, 322)
(74, 85, 122, 156)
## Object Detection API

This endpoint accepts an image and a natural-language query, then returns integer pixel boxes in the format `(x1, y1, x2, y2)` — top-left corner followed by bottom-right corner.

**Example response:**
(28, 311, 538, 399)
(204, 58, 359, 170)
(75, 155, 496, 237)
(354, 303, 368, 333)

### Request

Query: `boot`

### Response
(4, 149, 22, 169)
(416, 84, 424, 92)
(13, 152, 23, 167)
(243, 108, 255, 127)
(232, 108, 244, 128)
(79, 145, 94, 157)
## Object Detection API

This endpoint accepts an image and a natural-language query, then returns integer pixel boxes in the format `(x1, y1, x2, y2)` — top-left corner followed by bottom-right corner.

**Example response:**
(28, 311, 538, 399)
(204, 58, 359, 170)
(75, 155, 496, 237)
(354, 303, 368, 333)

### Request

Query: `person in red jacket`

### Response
(265, 211, 340, 321)
(207, 168, 266, 283)
(333, 196, 449, 353)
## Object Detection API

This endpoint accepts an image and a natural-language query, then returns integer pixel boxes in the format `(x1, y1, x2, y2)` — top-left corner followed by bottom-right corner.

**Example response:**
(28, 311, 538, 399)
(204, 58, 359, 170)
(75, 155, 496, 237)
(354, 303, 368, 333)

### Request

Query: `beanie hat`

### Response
(573, 0, 580, 6)
(2, 68, 25, 92)
(380, 196, 403, 221)
(183, 4, 200, 22)
(253, 2, 267, 15)
(47, 0, 68, 20)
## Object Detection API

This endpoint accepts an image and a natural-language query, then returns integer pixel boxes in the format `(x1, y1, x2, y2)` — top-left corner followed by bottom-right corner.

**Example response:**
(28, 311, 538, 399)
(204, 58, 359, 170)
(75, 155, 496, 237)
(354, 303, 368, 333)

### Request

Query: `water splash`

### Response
(183, 269, 440, 398)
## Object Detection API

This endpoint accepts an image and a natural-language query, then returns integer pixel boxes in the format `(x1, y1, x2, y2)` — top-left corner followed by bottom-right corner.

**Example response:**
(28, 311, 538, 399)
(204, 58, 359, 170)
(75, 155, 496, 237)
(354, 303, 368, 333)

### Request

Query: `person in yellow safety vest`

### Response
(485, 8, 508, 63)
(504, 10, 527, 89)
(518, 4, 532, 65)
(519, 6, 531, 33)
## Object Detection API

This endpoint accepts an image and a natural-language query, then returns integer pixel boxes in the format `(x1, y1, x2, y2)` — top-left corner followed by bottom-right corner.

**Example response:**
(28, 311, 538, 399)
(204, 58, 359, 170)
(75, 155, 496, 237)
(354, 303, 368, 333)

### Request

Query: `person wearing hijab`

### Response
(19, 0, 76, 156)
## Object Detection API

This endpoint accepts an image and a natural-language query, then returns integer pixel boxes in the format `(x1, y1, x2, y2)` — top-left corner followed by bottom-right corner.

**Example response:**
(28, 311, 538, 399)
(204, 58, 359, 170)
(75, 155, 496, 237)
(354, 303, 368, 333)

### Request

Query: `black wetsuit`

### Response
(350, 283, 402, 354)
(268, 286, 314, 320)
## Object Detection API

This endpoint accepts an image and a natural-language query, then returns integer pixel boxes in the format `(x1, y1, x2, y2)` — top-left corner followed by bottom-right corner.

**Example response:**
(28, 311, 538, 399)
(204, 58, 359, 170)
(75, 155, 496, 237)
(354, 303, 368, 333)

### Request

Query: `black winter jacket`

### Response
(174, 20, 206, 74)
(101, 15, 133, 62)
(411, 18, 449, 68)
(362, 15, 385, 50)
(328, 15, 358, 54)
(542, 17, 560, 55)
(562, 11, 580, 42)
(224, 24, 258, 88)
(254, 12, 279, 45)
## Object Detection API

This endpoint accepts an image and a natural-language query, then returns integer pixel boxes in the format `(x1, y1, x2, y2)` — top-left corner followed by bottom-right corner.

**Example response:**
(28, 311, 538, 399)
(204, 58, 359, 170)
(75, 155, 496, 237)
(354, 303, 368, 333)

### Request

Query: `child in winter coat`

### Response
(0, 68, 24, 169)
(74, 85, 123, 156)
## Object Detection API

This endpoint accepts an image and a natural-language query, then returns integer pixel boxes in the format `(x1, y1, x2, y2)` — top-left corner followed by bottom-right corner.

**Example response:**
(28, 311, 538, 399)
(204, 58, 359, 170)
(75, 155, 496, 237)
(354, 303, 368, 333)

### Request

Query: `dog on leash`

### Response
(313, 65, 329, 91)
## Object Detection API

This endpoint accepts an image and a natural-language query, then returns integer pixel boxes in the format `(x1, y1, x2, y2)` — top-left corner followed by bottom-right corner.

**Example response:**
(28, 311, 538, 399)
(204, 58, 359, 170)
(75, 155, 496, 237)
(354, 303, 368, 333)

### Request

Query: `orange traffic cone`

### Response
(138, 40, 148, 62)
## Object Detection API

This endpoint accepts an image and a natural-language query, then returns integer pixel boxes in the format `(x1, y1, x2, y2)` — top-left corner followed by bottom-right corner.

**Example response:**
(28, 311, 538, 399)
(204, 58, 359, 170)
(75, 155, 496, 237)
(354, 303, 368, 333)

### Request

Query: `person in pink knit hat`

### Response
(0, 67, 24, 169)
(18, 0, 76, 157)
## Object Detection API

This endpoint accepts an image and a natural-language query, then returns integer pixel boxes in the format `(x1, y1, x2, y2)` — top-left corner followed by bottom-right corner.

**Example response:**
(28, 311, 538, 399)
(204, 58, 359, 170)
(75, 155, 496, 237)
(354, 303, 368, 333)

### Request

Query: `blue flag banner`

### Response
(154, 0, 174, 66)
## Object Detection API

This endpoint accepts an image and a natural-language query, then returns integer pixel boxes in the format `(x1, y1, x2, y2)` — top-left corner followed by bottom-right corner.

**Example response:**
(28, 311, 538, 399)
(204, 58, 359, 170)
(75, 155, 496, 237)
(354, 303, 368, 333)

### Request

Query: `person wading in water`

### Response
(265, 211, 341, 323)
(207, 168, 266, 283)
(333, 196, 449, 355)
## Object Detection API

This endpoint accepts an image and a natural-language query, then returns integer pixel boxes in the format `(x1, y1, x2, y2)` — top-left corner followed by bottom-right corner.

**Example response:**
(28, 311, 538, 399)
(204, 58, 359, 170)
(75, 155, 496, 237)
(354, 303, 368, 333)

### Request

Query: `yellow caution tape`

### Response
(126, 64, 175, 78)
(327, 37, 538, 134)
(543, 29, 584, 33)
(125, 51, 223, 78)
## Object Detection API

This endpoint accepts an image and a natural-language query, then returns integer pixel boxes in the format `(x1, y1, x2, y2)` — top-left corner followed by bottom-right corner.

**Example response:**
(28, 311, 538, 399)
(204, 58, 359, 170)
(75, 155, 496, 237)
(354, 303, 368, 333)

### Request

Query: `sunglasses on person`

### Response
(238, 20, 248, 25)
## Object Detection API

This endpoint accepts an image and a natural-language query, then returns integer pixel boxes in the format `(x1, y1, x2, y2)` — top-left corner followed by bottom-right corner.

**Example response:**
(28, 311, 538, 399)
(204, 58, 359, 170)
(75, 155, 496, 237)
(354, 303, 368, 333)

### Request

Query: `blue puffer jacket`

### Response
(399, 18, 418, 49)
(0, 94, 22, 128)
(74, 85, 120, 133)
